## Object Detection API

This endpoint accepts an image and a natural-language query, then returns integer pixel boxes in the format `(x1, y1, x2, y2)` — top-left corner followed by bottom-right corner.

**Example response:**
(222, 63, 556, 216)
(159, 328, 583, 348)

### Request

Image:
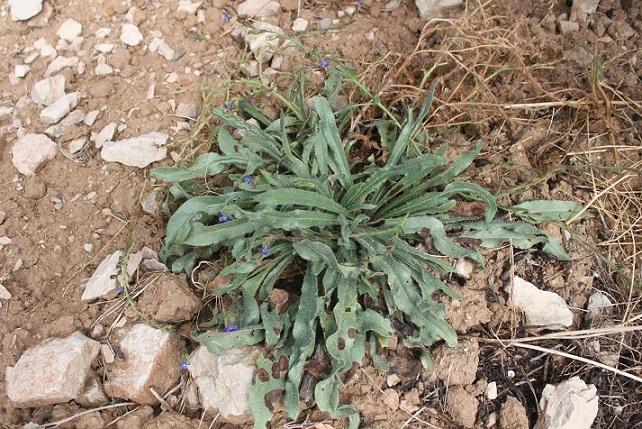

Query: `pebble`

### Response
(44, 55, 79, 78)
(177, 1, 202, 14)
(84, 110, 100, 126)
(158, 42, 176, 61)
(558, 20, 580, 34)
(31, 75, 66, 107)
(95, 58, 114, 76)
(176, 103, 197, 119)
(0, 284, 11, 300)
(100, 132, 169, 168)
(40, 44, 57, 58)
(81, 251, 124, 301)
(100, 344, 114, 364)
(95, 28, 111, 38)
(57, 18, 82, 41)
(93, 123, 117, 148)
(415, 0, 463, 19)
(292, 17, 308, 33)
(537, 377, 598, 429)
(486, 381, 498, 400)
(27, 0, 52, 27)
(8, 0, 43, 21)
(319, 18, 333, 30)
(5, 332, 100, 408)
(0, 236, 12, 250)
(238, 0, 281, 17)
(507, 276, 573, 328)
(120, 24, 143, 46)
(40, 92, 81, 125)
(243, 21, 284, 63)
(125, 6, 147, 25)
(14, 65, 30, 78)
(166, 72, 178, 83)
(11, 134, 58, 176)
(76, 376, 109, 407)
(0, 107, 14, 118)
(68, 137, 87, 154)
(83, 242, 94, 253)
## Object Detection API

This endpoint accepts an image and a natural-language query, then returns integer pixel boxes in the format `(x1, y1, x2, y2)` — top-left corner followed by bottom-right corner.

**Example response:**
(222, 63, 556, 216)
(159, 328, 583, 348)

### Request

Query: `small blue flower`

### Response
(357, 0, 362, 5)
(223, 324, 239, 332)
(219, 214, 230, 223)
(316, 59, 330, 69)
(223, 103, 233, 110)
(179, 360, 189, 370)
(221, 13, 230, 22)
(113, 286, 124, 294)
(243, 176, 255, 187)
(258, 245, 270, 256)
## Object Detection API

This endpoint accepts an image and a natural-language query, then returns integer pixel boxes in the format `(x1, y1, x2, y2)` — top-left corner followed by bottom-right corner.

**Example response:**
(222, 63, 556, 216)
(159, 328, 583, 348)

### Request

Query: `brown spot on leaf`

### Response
(258, 368, 270, 383)
(348, 327, 356, 339)
(264, 389, 284, 413)
(338, 338, 346, 350)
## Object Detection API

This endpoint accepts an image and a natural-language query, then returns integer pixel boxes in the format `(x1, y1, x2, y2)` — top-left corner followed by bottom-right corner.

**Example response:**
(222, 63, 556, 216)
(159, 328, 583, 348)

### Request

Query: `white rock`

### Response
(120, 24, 144, 47)
(586, 291, 613, 321)
(176, 103, 197, 119)
(57, 18, 82, 41)
(40, 92, 81, 125)
(96, 28, 111, 38)
(44, 55, 79, 77)
(40, 44, 57, 58)
(506, 276, 573, 328)
(558, 21, 580, 34)
(238, 0, 281, 17)
(345, 6, 356, 15)
(158, 42, 175, 61)
(0, 107, 14, 118)
(486, 381, 498, 400)
(0, 284, 11, 300)
(243, 21, 284, 63)
(9, 0, 43, 21)
(455, 258, 475, 279)
(94, 123, 117, 148)
(101, 132, 169, 168)
(11, 134, 58, 176)
(95, 43, 115, 54)
(149, 37, 164, 53)
(103, 324, 181, 405)
(31, 75, 66, 107)
(84, 110, 100, 126)
(535, 377, 598, 429)
(414, 0, 463, 19)
(24, 52, 39, 64)
(27, 0, 52, 27)
(81, 251, 124, 301)
(189, 346, 260, 424)
(166, 72, 178, 83)
(14, 65, 30, 78)
(177, 1, 202, 14)
(5, 332, 100, 408)
(240, 61, 260, 77)
(95, 60, 114, 76)
(570, 0, 601, 26)
(69, 137, 88, 154)
(75, 376, 109, 407)
(292, 17, 309, 33)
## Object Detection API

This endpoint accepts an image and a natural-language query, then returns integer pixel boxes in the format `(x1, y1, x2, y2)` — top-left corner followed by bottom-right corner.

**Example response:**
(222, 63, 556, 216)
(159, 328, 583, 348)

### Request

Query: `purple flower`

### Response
(357, 0, 362, 5)
(179, 360, 189, 370)
(243, 176, 255, 187)
(224, 103, 233, 110)
(258, 245, 270, 256)
(220, 13, 230, 22)
(113, 286, 124, 294)
(223, 324, 239, 332)
(219, 214, 230, 223)
(316, 59, 330, 69)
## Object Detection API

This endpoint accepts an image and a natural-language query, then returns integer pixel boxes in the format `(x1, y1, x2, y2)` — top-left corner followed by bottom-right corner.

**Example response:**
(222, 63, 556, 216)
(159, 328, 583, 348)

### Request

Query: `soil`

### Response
(1, 0, 641, 428)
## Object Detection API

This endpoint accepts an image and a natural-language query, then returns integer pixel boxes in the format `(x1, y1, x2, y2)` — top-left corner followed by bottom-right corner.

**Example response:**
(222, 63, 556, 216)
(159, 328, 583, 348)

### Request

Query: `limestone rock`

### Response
(40, 92, 81, 125)
(242, 21, 284, 63)
(94, 123, 117, 148)
(570, 0, 601, 26)
(238, 0, 281, 17)
(57, 18, 82, 41)
(31, 75, 66, 106)
(587, 291, 613, 322)
(507, 276, 573, 328)
(81, 251, 124, 301)
(121, 24, 144, 46)
(9, 0, 43, 21)
(45, 56, 79, 77)
(292, 17, 308, 33)
(189, 346, 260, 424)
(138, 273, 201, 323)
(535, 377, 598, 429)
(500, 396, 529, 429)
(76, 376, 109, 407)
(11, 133, 58, 176)
(177, 1, 202, 15)
(5, 332, 100, 407)
(415, 0, 463, 19)
(27, 0, 52, 27)
(446, 385, 479, 428)
(100, 132, 168, 168)
(103, 324, 181, 405)
(14, 65, 30, 78)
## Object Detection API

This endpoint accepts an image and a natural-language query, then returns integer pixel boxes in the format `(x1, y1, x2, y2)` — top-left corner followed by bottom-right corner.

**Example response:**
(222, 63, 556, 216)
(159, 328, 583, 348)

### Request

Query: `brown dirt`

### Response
(1, 0, 641, 428)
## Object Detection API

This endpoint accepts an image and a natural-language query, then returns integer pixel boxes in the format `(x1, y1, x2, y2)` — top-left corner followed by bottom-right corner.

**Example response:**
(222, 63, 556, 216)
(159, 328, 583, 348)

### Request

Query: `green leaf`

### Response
(183, 219, 260, 246)
(293, 240, 358, 278)
(315, 97, 354, 189)
(506, 200, 586, 223)
(255, 188, 349, 215)
(193, 326, 264, 355)
(250, 352, 287, 429)
(284, 267, 319, 418)
(259, 210, 340, 230)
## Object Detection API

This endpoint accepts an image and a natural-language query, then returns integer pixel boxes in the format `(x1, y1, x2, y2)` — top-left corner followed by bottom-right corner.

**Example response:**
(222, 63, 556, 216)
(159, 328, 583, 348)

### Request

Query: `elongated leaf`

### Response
(443, 182, 497, 222)
(255, 188, 348, 215)
(315, 97, 354, 189)
(194, 326, 264, 354)
(183, 219, 260, 246)
(293, 240, 358, 278)
(507, 200, 586, 223)
(250, 352, 287, 429)
(259, 210, 339, 230)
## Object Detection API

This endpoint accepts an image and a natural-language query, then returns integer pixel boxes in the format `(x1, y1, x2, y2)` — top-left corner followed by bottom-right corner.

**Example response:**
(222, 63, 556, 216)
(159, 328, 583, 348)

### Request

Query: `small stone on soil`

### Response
(8, 0, 43, 21)
(57, 18, 82, 41)
(11, 133, 58, 176)
(100, 132, 169, 168)
(120, 24, 144, 46)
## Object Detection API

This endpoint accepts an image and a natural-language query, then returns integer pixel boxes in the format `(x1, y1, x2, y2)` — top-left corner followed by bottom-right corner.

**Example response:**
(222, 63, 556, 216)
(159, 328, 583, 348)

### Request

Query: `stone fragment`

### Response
(11, 134, 58, 176)
(535, 377, 598, 429)
(446, 385, 478, 428)
(120, 24, 144, 46)
(95, 60, 114, 76)
(177, 1, 202, 15)
(84, 110, 100, 126)
(292, 17, 308, 33)
(57, 18, 82, 41)
(76, 376, 109, 407)
(454, 258, 475, 279)
(141, 191, 160, 214)
(0, 107, 14, 118)
(27, 0, 52, 27)
(500, 396, 529, 429)
(382, 388, 400, 410)
(558, 21, 580, 33)
(570, 0, 601, 26)
(101, 132, 168, 168)
(103, 324, 181, 405)
(5, 332, 100, 407)
(0, 284, 11, 300)
(176, 103, 197, 119)
(31, 75, 66, 106)
(94, 123, 117, 148)
(586, 291, 613, 321)
(40, 92, 81, 125)
(138, 273, 201, 323)
(237, 0, 281, 17)
(157, 43, 175, 61)
(240, 61, 260, 77)
(242, 21, 284, 63)
(14, 65, 30, 78)
(486, 381, 498, 400)
(45, 56, 79, 77)
(414, 0, 463, 19)
(189, 346, 260, 424)
(9, 0, 43, 21)
(81, 251, 124, 301)
(507, 276, 573, 328)
(125, 6, 147, 25)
